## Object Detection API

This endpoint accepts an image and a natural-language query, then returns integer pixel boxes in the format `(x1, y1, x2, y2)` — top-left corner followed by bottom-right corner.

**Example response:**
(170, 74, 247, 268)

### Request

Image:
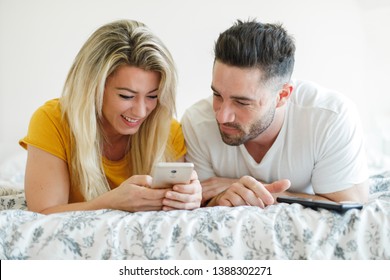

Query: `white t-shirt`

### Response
(181, 80, 368, 195)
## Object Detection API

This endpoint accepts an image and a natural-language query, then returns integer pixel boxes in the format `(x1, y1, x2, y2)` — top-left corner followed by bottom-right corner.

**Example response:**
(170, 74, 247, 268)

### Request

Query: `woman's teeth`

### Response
(121, 115, 138, 123)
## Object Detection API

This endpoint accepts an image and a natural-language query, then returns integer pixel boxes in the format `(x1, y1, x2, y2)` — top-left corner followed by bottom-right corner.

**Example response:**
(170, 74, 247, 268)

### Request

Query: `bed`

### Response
(0, 152, 389, 260)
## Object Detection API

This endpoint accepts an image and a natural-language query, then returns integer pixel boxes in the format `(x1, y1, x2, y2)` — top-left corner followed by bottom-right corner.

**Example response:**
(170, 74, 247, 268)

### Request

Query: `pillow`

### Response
(0, 151, 27, 189)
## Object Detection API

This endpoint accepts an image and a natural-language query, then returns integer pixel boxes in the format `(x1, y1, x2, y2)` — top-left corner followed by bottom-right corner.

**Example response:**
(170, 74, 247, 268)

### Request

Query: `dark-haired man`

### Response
(181, 20, 368, 207)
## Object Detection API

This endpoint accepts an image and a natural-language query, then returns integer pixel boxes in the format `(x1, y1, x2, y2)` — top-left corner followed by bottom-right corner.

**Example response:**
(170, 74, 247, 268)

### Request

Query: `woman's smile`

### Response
(121, 114, 143, 127)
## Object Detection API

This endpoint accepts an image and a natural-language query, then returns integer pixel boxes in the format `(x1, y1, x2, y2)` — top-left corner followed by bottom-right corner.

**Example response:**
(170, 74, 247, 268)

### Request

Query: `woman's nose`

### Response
(132, 98, 147, 118)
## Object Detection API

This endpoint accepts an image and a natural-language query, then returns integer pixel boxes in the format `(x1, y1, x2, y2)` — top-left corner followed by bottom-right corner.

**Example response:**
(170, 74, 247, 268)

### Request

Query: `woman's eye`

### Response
(147, 95, 158, 99)
(119, 94, 133, 100)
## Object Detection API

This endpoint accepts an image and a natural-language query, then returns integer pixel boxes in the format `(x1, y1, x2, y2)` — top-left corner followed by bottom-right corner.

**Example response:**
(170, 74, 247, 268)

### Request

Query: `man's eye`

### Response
(213, 92, 222, 98)
(236, 101, 250, 106)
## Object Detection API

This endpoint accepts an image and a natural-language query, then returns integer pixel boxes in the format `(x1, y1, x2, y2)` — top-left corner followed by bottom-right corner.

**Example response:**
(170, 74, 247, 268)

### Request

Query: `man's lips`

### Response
(219, 123, 240, 134)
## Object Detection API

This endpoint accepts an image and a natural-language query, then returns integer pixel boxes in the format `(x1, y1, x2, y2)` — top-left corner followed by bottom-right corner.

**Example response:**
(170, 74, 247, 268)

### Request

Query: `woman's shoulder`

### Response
(168, 118, 186, 159)
(170, 118, 180, 128)
(170, 118, 186, 134)
(20, 98, 70, 159)
(33, 98, 62, 121)
(29, 98, 70, 136)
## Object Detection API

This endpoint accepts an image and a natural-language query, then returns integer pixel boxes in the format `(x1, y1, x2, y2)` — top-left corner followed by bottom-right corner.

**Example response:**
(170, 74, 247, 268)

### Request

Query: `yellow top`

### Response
(20, 99, 186, 202)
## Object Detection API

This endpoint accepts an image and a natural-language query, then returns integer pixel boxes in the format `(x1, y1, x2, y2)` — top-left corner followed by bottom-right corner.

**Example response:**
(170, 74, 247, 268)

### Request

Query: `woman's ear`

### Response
(276, 83, 293, 108)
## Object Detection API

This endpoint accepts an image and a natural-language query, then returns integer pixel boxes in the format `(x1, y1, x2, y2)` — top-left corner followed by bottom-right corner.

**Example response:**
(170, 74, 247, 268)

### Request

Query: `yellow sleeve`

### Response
(169, 119, 187, 160)
(19, 99, 70, 162)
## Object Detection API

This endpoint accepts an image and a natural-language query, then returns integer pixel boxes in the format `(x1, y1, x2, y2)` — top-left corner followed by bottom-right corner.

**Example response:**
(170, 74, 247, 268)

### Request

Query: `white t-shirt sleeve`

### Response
(181, 103, 217, 181)
(311, 100, 368, 193)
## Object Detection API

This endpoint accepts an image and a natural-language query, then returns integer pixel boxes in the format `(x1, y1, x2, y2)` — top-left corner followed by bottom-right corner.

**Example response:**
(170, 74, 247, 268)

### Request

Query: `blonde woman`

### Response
(20, 20, 202, 214)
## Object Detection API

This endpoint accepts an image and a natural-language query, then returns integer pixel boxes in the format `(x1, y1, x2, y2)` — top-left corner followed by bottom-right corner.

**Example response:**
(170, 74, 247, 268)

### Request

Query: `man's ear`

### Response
(276, 83, 293, 108)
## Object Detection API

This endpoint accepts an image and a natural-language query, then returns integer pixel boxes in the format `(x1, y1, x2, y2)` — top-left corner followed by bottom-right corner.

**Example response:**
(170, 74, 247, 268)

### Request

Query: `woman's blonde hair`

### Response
(60, 19, 177, 200)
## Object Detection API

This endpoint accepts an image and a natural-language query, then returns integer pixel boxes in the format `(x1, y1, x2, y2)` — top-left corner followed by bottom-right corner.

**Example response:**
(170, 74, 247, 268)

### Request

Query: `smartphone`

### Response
(276, 196, 363, 213)
(151, 162, 194, 188)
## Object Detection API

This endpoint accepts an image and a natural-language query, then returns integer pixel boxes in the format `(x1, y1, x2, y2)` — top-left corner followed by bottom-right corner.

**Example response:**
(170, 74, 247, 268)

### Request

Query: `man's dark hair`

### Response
(214, 19, 295, 85)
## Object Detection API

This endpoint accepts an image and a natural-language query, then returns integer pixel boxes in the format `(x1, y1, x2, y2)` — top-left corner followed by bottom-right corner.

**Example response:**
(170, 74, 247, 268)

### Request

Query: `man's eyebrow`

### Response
(116, 87, 159, 94)
(211, 85, 219, 93)
(211, 85, 255, 102)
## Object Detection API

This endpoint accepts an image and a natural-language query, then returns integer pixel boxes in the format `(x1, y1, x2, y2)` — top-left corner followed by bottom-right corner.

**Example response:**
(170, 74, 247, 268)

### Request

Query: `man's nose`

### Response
(216, 102, 235, 123)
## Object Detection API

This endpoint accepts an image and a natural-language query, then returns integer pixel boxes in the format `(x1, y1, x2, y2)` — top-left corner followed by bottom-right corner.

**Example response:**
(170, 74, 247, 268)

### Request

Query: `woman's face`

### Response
(102, 65, 160, 140)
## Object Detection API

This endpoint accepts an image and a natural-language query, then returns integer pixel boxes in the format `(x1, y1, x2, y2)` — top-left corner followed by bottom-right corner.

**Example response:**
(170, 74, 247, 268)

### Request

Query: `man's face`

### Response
(211, 61, 277, 146)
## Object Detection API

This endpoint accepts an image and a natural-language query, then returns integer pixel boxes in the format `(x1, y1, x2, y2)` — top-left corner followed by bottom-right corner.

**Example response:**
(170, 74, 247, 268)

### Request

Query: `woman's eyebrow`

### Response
(116, 87, 159, 94)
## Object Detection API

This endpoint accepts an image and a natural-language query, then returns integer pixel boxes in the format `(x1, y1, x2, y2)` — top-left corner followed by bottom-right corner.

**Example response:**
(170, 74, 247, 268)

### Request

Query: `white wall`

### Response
(1, 0, 389, 164)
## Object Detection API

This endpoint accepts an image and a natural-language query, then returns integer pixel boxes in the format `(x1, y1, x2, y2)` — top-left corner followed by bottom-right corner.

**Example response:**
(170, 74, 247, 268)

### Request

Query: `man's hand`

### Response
(210, 176, 291, 207)
(200, 177, 238, 205)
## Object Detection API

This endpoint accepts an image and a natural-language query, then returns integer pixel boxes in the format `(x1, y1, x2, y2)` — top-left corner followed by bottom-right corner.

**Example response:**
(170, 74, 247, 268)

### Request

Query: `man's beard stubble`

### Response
(218, 106, 276, 146)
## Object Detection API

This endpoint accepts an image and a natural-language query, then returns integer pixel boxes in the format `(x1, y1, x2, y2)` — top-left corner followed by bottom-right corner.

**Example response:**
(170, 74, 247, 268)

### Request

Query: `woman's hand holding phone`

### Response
(151, 162, 202, 210)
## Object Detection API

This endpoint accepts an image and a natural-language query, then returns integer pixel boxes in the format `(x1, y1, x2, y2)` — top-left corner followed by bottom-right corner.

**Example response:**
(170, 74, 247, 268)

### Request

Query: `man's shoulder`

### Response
(291, 80, 354, 114)
(181, 96, 215, 126)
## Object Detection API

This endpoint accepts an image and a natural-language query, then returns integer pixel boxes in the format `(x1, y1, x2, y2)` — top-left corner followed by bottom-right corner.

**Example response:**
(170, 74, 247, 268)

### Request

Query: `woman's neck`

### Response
(103, 135, 130, 161)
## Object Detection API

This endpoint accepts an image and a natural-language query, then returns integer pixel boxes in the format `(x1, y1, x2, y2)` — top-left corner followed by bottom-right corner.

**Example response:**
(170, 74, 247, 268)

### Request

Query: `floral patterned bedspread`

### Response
(0, 171, 389, 260)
